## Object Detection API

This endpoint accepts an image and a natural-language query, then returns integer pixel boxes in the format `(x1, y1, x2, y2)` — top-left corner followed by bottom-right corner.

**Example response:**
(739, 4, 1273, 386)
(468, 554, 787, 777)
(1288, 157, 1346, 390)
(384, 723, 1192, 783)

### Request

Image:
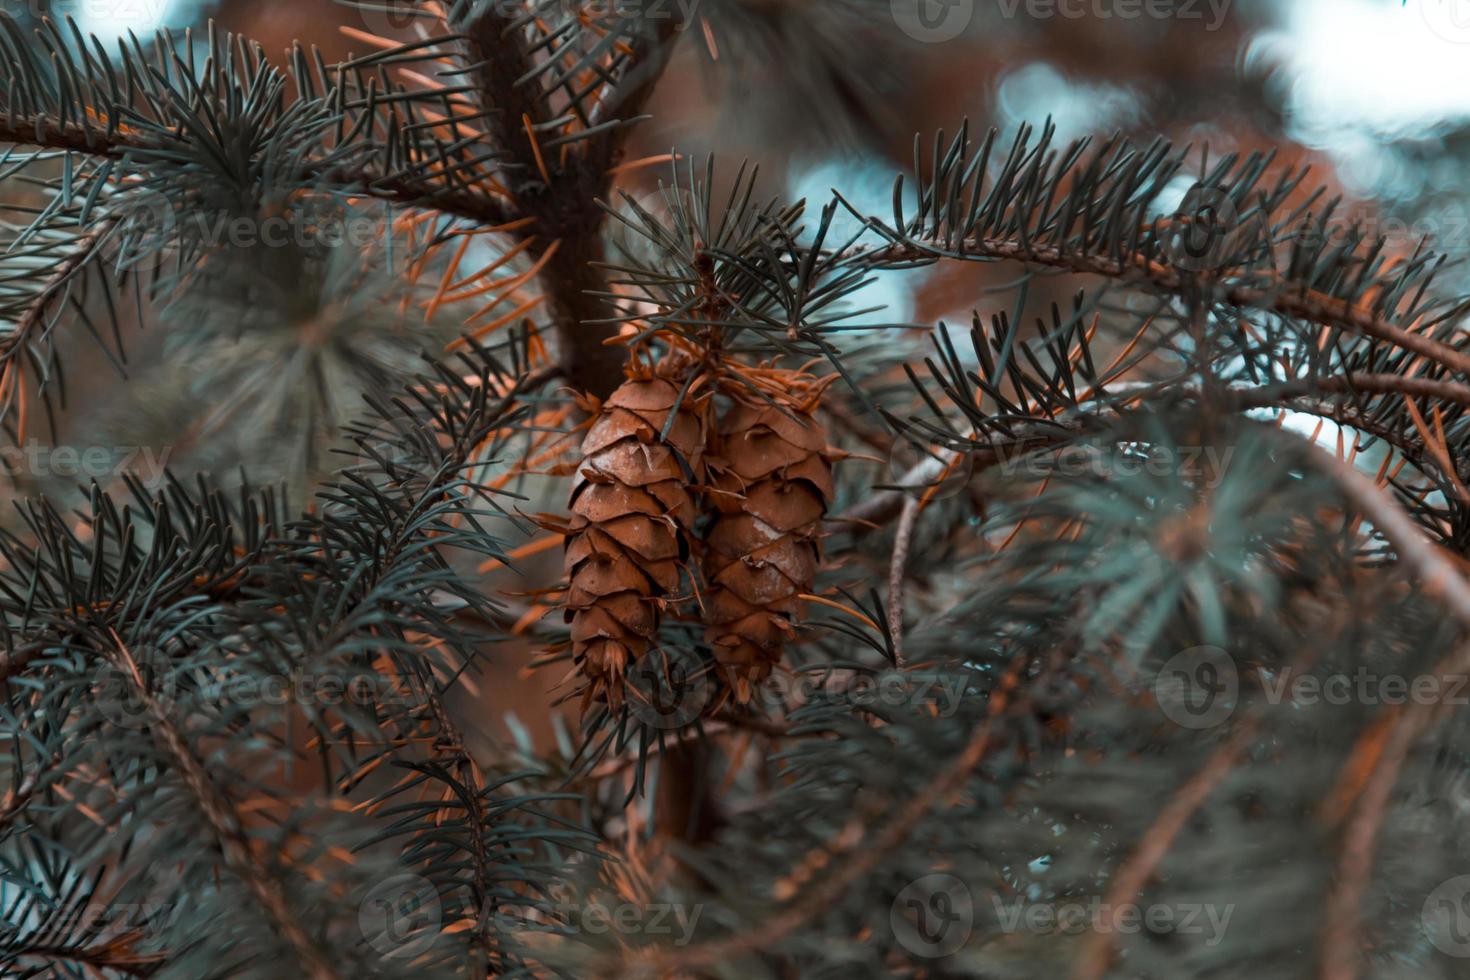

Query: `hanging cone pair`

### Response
(703, 388, 837, 703)
(561, 369, 710, 710)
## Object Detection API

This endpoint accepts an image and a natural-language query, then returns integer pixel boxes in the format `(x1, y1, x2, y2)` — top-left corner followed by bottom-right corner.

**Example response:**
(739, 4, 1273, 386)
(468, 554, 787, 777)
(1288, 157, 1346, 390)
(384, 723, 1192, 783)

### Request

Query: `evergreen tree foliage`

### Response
(2, 3, 1470, 978)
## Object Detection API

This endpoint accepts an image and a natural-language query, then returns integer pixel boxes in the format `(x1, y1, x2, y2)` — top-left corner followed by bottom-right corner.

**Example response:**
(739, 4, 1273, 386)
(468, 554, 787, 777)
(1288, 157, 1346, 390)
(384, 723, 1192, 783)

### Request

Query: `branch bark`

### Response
(605, 656, 1030, 977)
(106, 632, 340, 980)
(454, 7, 685, 398)
(856, 238, 1470, 380)
(834, 371, 1470, 534)
(0, 120, 516, 228)
(1286, 434, 1470, 980)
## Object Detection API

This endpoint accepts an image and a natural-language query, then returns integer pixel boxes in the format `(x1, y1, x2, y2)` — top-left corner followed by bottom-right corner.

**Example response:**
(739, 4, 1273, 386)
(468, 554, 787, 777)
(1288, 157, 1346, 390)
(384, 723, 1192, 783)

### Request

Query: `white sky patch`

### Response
(1253, 0, 1470, 140)
(788, 157, 916, 327)
(1254, 409, 1344, 447)
(996, 63, 1139, 144)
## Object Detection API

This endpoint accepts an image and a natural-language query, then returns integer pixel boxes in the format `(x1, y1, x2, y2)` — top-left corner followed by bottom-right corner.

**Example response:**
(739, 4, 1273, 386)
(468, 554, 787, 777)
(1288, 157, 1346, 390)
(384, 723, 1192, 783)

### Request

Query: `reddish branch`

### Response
(11, 934, 163, 977)
(861, 238, 1470, 379)
(887, 496, 920, 665)
(106, 632, 340, 980)
(0, 640, 44, 683)
(455, 9, 687, 398)
(836, 371, 1470, 533)
(606, 656, 1029, 977)
(1071, 723, 1258, 980)
(1295, 439, 1470, 980)
(0, 119, 514, 227)
(1065, 427, 1470, 979)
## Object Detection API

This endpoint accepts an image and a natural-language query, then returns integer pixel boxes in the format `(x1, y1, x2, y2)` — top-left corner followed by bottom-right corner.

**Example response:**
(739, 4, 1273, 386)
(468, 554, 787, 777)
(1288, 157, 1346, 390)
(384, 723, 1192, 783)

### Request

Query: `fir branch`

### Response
(105, 631, 340, 980)
(1291, 437, 1470, 980)
(608, 656, 1029, 977)
(1072, 722, 1259, 980)
(6, 933, 163, 977)
(449, 1, 548, 198)
(448, 1, 688, 396)
(580, 11, 684, 185)
(857, 235, 1470, 379)
(886, 496, 920, 666)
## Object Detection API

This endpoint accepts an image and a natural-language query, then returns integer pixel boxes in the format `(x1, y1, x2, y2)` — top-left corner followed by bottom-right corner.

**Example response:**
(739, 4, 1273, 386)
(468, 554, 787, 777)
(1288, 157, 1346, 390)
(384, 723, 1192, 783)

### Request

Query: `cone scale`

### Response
(703, 394, 836, 702)
(563, 372, 709, 709)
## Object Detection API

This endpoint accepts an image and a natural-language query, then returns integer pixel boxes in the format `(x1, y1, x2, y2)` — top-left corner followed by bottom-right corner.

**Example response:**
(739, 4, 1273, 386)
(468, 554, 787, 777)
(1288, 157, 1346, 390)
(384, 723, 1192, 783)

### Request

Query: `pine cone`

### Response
(704, 394, 835, 702)
(564, 373, 708, 709)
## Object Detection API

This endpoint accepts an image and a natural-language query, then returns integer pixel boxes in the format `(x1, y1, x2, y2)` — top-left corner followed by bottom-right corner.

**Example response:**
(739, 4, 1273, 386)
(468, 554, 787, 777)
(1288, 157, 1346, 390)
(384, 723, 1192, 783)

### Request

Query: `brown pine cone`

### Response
(564, 372, 709, 709)
(703, 394, 835, 702)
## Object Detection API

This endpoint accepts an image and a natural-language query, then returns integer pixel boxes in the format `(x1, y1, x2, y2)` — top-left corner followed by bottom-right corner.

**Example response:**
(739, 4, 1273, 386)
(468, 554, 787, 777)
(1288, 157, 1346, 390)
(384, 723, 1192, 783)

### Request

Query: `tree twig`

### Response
(887, 496, 920, 666)
(107, 632, 340, 980)
(834, 372, 1470, 534)
(856, 238, 1470, 380)
(603, 656, 1029, 977)
(0, 120, 516, 228)
(1071, 723, 1257, 980)
(1288, 435, 1470, 980)
(453, 7, 686, 398)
